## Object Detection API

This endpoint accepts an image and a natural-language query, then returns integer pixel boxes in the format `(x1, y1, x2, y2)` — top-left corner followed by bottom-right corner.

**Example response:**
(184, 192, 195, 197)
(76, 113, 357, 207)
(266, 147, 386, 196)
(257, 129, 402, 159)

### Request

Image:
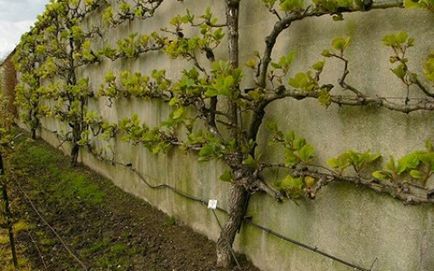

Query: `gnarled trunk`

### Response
(31, 108, 40, 140)
(31, 128, 37, 140)
(71, 143, 79, 166)
(71, 124, 80, 166)
(217, 1, 246, 267)
(216, 183, 249, 268)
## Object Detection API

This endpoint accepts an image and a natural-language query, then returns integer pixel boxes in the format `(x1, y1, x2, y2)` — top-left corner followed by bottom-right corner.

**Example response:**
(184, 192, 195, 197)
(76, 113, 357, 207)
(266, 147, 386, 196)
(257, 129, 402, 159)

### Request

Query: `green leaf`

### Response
(204, 88, 219, 97)
(289, 72, 308, 88)
(424, 53, 434, 82)
(245, 58, 257, 69)
(275, 51, 296, 73)
(382, 34, 396, 47)
(293, 137, 306, 150)
(318, 89, 332, 108)
(280, 175, 302, 189)
(397, 152, 421, 174)
(336, 0, 353, 8)
(304, 176, 316, 187)
(391, 63, 407, 79)
(383, 32, 410, 47)
(279, 0, 305, 11)
(284, 131, 295, 142)
(263, 0, 277, 8)
(372, 170, 390, 181)
(298, 144, 315, 162)
(321, 49, 332, 57)
(172, 107, 185, 120)
(404, 0, 421, 8)
(327, 155, 350, 172)
(312, 61, 325, 72)
(409, 169, 424, 179)
(247, 89, 265, 101)
(331, 37, 351, 51)
(198, 145, 214, 160)
(419, 152, 434, 170)
(277, 175, 304, 198)
(271, 62, 282, 69)
(396, 31, 409, 44)
(285, 150, 299, 167)
(242, 155, 258, 169)
(266, 120, 279, 133)
(219, 170, 233, 182)
(385, 156, 397, 172)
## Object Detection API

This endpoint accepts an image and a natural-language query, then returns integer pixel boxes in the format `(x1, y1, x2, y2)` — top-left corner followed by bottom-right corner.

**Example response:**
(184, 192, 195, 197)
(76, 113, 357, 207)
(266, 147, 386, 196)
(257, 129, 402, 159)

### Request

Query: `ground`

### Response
(0, 134, 259, 271)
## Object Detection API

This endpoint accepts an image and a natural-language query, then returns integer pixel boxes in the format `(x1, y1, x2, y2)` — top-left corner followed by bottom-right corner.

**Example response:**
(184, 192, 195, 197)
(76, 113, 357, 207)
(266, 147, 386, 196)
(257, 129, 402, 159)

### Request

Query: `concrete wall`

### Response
(22, 1, 434, 270)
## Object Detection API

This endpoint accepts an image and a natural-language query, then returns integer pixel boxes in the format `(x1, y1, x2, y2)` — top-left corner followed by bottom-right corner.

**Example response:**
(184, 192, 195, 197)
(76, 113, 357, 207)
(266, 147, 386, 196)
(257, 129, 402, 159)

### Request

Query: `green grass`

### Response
(12, 140, 105, 206)
(164, 215, 177, 226)
(0, 230, 9, 245)
(110, 243, 128, 255)
(50, 171, 105, 205)
(13, 220, 32, 234)
(5, 136, 145, 270)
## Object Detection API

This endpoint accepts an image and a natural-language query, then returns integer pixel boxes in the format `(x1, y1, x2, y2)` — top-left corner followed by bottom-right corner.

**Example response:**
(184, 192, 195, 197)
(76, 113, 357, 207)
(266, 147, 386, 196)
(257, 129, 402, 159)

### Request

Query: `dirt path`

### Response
(0, 136, 259, 271)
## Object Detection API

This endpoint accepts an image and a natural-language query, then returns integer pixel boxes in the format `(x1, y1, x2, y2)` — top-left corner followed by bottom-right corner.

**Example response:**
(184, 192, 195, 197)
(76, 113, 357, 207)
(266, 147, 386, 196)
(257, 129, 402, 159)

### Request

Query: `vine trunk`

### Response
(216, 183, 249, 267)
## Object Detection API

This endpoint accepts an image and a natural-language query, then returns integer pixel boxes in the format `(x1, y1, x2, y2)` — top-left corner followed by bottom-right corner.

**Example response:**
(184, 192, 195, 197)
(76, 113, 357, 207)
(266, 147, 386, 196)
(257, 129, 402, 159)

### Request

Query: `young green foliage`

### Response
(164, 8, 224, 60)
(404, 0, 434, 11)
(206, 61, 243, 98)
(382, 32, 421, 88)
(268, 121, 316, 167)
(322, 36, 351, 58)
(327, 150, 381, 175)
(98, 70, 172, 104)
(118, 114, 177, 154)
(373, 141, 434, 186)
(424, 52, 434, 83)
(275, 175, 305, 198)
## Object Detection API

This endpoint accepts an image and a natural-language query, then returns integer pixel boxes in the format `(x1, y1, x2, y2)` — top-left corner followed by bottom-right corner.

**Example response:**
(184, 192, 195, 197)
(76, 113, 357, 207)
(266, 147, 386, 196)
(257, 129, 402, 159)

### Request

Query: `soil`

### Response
(0, 136, 260, 271)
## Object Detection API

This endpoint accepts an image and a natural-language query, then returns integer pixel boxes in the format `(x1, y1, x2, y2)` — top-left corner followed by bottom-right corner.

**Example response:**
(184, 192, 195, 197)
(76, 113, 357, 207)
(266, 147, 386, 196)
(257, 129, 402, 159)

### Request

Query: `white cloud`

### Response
(0, 0, 49, 59)
(0, 0, 48, 22)
(0, 20, 34, 58)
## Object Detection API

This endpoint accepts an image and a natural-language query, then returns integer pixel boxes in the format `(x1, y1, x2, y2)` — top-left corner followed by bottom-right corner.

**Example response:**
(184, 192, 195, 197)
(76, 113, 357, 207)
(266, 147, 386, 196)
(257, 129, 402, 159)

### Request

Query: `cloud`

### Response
(0, 0, 47, 22)
(0, 0, 49, 58)
(0, 20, 35, 58)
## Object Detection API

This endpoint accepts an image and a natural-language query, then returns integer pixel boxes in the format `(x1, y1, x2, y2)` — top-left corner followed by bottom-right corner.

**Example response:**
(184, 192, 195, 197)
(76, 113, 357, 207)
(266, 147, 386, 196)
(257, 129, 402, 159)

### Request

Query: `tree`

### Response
(14, 0, 105, 165)
(14, 0, 434, 268)
(14, 32, 48, 139)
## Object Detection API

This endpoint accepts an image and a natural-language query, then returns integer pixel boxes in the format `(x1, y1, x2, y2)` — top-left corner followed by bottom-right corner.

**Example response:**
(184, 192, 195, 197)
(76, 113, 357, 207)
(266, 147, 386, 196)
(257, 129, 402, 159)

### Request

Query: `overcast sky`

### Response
(0, 0, 49, 58)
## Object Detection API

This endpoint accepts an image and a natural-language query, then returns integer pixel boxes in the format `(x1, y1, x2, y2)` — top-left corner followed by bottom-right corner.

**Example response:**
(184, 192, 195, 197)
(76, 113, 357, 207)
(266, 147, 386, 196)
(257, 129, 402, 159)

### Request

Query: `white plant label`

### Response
(208, 199, 218, 209)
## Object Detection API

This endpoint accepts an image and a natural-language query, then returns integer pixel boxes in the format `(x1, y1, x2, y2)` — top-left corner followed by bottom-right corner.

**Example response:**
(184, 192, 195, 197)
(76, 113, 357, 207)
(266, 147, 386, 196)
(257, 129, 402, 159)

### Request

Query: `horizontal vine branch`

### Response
(264, 87, 434, 113)
(262, 163, 434, 204)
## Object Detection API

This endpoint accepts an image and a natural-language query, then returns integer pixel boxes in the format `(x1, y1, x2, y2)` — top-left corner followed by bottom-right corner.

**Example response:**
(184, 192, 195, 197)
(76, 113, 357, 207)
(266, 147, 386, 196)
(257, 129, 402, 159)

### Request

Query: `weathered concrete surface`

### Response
(31, 1, 434, 270)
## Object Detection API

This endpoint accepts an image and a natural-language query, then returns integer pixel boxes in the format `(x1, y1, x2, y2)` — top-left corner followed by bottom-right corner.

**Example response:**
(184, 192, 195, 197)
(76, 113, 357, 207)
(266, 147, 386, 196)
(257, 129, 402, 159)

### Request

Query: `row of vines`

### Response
(9, 0, 434, 268)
